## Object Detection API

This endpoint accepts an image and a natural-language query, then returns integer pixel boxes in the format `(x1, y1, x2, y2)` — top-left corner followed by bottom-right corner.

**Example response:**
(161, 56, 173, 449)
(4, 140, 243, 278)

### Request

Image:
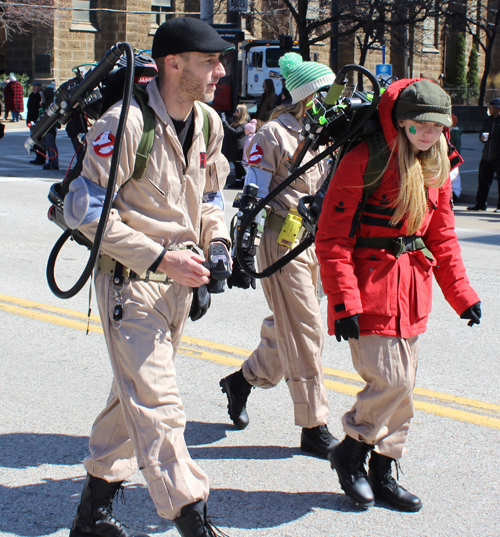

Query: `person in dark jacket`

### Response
(467, 97, 500, 211)
(41, 84, 60, 170)
(4, 75, 24, 122)
(221, 103, 249, 186)
(27, 81, 46, 165)
(65, 113, 87, 177)
(316, 79, 481, 512)
(255, 78, 277, 122)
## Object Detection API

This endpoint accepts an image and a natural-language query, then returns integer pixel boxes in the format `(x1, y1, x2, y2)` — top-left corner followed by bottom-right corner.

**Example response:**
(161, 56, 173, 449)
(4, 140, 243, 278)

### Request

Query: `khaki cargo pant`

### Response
(242, 227, 330, 428)
(83, 271, 209, 520)
(343, 334, 419, 460)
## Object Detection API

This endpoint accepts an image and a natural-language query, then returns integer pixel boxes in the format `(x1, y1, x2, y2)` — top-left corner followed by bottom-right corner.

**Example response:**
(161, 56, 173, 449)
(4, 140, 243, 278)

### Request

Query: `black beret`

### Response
(152, 17, 233, 59)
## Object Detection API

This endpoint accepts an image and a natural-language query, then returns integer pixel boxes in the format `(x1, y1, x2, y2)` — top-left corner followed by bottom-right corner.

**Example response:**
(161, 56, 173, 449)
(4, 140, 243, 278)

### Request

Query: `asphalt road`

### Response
(0, 125, 499, 537)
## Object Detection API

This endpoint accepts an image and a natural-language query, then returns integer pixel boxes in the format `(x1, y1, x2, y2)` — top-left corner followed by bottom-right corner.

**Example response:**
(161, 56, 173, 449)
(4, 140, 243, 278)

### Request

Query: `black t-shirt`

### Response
(171, 109, 194, 160)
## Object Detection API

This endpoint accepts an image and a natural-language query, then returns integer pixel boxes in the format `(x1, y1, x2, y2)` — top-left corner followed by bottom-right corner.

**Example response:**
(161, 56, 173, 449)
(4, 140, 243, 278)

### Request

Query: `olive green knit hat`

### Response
(395, 79, 453, 127)
(279, 52, 334, 105)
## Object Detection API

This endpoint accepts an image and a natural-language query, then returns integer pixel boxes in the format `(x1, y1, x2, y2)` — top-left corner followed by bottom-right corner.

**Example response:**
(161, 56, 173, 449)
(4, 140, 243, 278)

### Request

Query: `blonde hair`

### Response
(390, 127, 450, 234)
(270, 100, 306, 121)
(231, 104, 249, 127)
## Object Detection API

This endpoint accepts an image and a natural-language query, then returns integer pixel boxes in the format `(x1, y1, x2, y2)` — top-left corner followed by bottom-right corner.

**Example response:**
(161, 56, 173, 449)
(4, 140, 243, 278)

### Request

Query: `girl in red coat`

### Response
(315, 79, 481, 511)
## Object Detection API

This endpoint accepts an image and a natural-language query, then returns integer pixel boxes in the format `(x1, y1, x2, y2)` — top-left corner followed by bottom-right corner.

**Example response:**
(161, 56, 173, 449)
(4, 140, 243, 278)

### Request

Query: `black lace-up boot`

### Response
(219, 369, 253, 429)
(69, 474, 149, 537)
(328, 435, 375, 506)
(300, 424, 339, 459)
(173, 500, 229, 536)
(368, 451, 422, 512)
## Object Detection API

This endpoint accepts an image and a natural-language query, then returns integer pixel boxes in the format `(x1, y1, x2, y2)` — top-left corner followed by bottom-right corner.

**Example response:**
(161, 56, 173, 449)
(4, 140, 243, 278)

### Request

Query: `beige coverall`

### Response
(75, 79, 230, 520)
(242, 112, 330, 428)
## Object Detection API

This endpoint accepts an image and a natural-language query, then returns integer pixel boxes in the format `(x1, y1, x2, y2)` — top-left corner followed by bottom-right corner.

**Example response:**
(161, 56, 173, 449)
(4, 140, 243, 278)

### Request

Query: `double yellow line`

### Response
(2, 293, 500, 430)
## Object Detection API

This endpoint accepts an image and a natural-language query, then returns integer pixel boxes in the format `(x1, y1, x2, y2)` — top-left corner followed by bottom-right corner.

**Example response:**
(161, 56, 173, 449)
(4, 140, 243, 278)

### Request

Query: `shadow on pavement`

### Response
(0, 477, 354, 536)
(0, 432, 89, 469)
(0, 431, 358, 535)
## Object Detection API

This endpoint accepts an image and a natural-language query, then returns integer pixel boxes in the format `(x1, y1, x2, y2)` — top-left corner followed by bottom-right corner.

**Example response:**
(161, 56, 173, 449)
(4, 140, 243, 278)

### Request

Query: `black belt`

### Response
(355, 235, 434, 260)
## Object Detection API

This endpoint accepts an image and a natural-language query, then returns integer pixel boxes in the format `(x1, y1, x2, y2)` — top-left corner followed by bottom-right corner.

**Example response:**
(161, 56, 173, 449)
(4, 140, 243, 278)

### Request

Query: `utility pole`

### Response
(330, 0, 339, 73)
(200, 0, 214, 23)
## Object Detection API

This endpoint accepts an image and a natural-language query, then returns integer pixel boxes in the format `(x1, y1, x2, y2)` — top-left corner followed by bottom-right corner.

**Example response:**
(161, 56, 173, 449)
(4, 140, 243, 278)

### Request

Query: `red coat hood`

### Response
(377, 78, 463, 169)
(378, 78, 421, 148)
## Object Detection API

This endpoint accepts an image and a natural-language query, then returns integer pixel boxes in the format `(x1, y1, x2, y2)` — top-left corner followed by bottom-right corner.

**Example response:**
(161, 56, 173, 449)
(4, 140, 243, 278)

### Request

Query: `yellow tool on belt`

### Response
(277, 212, 303, 248)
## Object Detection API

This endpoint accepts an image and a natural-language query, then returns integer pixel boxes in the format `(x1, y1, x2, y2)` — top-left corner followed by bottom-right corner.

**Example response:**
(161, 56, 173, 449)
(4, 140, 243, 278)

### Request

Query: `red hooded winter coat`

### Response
(315, 79, 480, 339)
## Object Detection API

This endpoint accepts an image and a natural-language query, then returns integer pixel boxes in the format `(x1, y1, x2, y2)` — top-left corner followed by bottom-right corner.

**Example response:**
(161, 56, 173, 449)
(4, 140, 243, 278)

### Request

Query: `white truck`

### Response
(240, 39, 299, 100)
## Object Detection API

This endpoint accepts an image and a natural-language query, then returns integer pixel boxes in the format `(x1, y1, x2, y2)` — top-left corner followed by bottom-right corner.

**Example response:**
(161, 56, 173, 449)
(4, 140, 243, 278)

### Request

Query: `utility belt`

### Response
(98, 254, 173, 282)
(355, 235, 434, 261)
(97, 244, 197, 282)
(265, 211, 305, 248)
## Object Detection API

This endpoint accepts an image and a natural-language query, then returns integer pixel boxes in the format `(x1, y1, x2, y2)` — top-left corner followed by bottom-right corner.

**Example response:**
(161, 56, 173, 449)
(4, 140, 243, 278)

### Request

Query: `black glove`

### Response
(227, 249, 256, 290)
(334, 314, 360, 342)
(460, 301, 481, 327)
(189, 284, 211, 321)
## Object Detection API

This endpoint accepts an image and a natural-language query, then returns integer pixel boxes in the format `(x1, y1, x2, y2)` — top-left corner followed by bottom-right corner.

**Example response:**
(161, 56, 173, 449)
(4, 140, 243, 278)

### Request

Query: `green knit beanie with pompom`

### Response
(279, 52, 334, 104)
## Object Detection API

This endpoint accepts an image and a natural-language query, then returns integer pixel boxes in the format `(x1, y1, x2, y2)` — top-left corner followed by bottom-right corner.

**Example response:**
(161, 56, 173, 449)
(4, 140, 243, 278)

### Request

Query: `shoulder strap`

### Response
(348, 129, 391, 239)
(362, 130, 390, 201)
(199, 103, 211, 148)
(132, 85, 156, 181)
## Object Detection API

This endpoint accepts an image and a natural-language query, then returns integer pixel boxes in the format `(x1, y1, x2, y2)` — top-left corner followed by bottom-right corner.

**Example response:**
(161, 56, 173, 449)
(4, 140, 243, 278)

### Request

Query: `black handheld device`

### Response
(208, 242, 231, 281)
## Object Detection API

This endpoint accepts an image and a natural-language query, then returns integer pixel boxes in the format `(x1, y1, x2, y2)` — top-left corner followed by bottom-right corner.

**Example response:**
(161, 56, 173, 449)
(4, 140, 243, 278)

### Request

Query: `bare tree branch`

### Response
(0, 0, 54, 43)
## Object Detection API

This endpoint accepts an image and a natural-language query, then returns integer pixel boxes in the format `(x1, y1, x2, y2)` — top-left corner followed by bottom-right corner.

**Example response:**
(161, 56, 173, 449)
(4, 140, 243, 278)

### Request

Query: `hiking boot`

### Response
(173, 500, 229, 536)
(219, 369, 252, 429)
(69, 474, 149, 537)
(368, 451, 422, 512)
(300, 424, 339, 459)
(328, 435, 374, 506)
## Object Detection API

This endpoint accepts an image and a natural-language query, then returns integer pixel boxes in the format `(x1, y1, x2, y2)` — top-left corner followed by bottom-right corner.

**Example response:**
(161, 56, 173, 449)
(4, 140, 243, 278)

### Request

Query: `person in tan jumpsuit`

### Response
(220, 53, 338, 459)
(64, 18, 233, 537)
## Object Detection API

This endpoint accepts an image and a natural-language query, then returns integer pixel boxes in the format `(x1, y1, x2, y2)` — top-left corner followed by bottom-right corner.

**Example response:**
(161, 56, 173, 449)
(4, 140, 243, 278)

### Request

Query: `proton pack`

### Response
(234, 64, 395, 280)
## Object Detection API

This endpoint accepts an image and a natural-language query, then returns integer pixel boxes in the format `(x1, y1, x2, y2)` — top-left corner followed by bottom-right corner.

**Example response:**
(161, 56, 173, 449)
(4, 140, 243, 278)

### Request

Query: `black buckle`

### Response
(392, 236, 416, 258)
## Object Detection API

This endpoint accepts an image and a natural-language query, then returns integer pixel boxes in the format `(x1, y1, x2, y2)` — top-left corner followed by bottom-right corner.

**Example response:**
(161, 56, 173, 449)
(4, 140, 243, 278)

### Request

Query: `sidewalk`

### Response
(3, 119, 498, 209)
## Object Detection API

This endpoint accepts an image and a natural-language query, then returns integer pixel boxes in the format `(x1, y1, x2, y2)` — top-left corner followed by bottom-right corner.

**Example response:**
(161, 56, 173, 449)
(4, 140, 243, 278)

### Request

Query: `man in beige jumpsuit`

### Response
(221, 54, 338, 459)
(64, 18, 233, 537)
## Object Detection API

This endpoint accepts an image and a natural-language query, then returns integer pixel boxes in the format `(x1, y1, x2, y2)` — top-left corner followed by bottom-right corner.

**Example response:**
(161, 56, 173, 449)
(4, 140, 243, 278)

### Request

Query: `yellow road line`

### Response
(1, 294, 499, 429)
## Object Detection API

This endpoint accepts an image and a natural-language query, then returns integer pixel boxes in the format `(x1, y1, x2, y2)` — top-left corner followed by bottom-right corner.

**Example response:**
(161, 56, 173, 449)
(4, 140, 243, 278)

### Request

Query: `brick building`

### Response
(0, 0, 498, 99)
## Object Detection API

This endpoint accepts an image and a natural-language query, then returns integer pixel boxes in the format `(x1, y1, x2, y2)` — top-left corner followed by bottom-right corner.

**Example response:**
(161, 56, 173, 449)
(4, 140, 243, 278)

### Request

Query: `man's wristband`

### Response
(148, 247, 167, 272)
(210, 238, 230, 250)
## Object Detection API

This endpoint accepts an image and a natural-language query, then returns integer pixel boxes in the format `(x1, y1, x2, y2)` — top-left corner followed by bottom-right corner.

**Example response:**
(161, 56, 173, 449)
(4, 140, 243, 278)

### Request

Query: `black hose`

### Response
(235, 64, 381, 279)
(47, 42, 135, 299)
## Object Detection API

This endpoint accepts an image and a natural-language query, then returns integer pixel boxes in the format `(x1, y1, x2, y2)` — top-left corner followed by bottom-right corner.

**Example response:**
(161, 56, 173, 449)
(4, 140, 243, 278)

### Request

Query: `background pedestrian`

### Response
(255, 78, 277, 122)
(27, 81, 46, 165)
(467, 97, 500, 211)
(4, 74, 24, 122)
(221, 103, 249, 187)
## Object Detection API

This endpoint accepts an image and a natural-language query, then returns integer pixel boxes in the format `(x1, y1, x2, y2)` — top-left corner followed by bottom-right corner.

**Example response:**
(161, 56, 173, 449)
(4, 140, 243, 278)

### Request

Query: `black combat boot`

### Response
(219, 369, 253, 429)
(328, 435, 374, 507)
(173, 500, 228, 536)
(69, 474, 149, 537)
(368, 451, 422, 512)
(300, 424, 339, 459)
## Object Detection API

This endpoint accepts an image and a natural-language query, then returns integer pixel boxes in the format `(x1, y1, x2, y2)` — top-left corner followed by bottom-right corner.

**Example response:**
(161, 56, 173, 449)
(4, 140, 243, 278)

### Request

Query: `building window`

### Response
(150, 0, 174, 32)
(422, 12, 438, 52)
(35, 54, 52, 74)
(71, 0, 98, 32)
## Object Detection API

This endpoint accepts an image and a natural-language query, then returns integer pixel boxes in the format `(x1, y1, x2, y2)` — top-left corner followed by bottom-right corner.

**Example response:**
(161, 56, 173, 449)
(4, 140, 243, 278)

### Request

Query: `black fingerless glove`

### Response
(334, 314, 360, 342)
(227, 249, 256, 290)
(460, 301, 481, 327)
